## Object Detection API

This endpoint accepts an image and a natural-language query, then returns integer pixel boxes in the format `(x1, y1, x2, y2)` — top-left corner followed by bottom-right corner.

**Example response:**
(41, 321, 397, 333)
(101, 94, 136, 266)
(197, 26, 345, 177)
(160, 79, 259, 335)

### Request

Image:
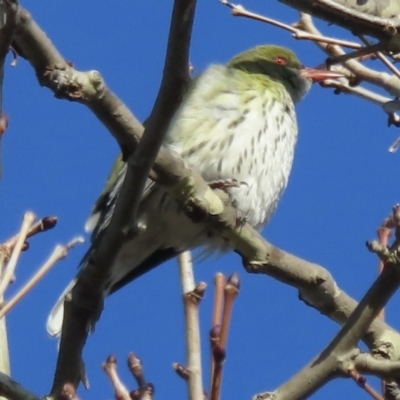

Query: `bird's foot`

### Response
(208, 178, 247, 192)
(232, 199, 248, 228)
(208, 179, 248, 227)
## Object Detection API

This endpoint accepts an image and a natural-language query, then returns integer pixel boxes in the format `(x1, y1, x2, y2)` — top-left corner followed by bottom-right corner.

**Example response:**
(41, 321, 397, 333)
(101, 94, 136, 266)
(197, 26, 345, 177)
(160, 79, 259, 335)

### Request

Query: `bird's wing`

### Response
(84, 154, 156, 242)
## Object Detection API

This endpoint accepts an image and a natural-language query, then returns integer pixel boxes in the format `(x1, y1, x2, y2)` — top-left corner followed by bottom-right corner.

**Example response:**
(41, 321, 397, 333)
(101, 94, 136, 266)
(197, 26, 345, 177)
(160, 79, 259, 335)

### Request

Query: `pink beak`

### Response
(300, 68, 344, 83)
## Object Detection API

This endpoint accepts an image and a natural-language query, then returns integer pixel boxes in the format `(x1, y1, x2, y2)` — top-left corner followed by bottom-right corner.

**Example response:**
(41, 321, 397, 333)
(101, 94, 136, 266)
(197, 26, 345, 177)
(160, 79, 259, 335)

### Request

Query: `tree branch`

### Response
(50, 0, 197, 393)
(0, 1, 18, 374)
(0, 372, 40, 400)
(178, 252, 205, 400)
(279, 0, 400, 41)
(254, 259, 400, 399)
(12, 6, 143, 159)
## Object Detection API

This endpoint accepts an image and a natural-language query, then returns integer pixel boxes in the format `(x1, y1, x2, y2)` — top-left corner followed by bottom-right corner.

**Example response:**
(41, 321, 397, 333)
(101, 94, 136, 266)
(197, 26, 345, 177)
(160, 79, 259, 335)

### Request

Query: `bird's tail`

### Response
(46, 279, 77, 337)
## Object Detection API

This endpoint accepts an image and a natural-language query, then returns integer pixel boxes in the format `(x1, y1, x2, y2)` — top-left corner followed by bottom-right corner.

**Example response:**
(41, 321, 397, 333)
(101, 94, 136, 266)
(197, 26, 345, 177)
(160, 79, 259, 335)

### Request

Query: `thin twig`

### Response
(128, 353, 146, 389)
(300, 12, 400, 96)
(376, 226, 392, 397)
(258, 211, 400, 399)
(220, 0, 362, 49)
(209, 342, 225, 400)
(60, 383, 79, 400)
(0, 212, 36, 299)
(102, 355, 130, 400)
(219, 273, 239, 348)
(0, 220, 9, 377)
(358, 35, 400, 79)
(210, 273, 240, 400)
(212, 273, 225, 328)
(0, 0, 18, 181)
(130, 384, 154, 400)
(210, 273, 225, 390)
(0, 237, 83, 319)
(178, 251, 204, 400)
(327, 43, 385, 65)
(376, 228, 391, 320)
(388, 134, 400, 152)
(348, 370, 384, 400)
(280, 0, 400, 40)
(299, 12, 400, 152)
(4, 216, 57, 250)
(173, 362, 191, 381)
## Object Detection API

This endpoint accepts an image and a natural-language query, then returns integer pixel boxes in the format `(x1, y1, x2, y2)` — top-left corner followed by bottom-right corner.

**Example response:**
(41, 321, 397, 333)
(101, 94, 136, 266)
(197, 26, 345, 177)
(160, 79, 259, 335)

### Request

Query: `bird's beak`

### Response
(300, 68, 344, 83)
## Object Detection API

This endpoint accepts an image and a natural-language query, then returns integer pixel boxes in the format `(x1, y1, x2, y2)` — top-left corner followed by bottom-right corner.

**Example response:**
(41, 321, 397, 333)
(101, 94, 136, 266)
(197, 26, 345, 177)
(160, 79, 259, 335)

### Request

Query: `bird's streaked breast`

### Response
(167, 64, 298, 230)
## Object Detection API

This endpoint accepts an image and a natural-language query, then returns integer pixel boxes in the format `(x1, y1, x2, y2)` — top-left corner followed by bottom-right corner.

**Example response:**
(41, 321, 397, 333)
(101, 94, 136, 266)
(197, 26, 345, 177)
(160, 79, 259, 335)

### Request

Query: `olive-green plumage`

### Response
(47, 45, 329, 336)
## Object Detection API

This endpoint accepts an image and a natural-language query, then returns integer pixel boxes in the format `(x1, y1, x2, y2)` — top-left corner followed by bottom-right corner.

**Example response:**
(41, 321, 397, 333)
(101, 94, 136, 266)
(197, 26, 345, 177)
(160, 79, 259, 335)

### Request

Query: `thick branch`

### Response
(256, 207, 400, 398)
(0, 372, 40, 400)
(13, 6, 143, 158)
(255, 261, 400, 400)
(0, 0, 16, 367)
(280, 0, 400, 42)
(356, 353, 400, 377)
(51, 0, 197, 393)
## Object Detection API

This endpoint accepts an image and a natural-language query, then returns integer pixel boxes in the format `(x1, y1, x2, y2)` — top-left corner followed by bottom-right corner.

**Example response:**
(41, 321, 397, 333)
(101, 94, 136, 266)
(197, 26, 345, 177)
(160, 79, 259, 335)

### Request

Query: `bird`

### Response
(47, 44, 340, 336)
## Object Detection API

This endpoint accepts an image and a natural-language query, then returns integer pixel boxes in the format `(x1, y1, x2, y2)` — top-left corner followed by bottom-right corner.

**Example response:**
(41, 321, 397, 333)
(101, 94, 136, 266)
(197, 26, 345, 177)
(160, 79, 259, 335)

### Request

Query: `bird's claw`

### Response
(232, 199, 248, 228)
(208, 178, 247, 192)
(209, 179, 248, 227)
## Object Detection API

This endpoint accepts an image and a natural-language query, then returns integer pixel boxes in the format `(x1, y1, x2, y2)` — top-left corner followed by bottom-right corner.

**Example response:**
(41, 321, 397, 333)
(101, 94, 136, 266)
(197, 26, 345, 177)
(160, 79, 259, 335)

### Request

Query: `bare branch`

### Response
(211, 273, 225, 328)
(12, 6, 143, 159)
(130, 384, 154, 400)
(298, 12, 400, 151)
(3, 216, 57, 252)
(51, 0, 197, 392)
(347, 370, 383, 400)
(222, 4, 400, 153)
(0, 211, 58, 374)
(0, 1, 18, 64)
(178, 251, 205, 400)
(127, 353, 146, 389)
(359, 35, 400, 79)
(123, 0, 195, 229)
(280, 0, 400, 41)
(0, 212, 35, 298)
(0, 0, 18, 179)
(220, 1, 362, 49)
(210, 274, 239, 400)
(299, 13, 400, 96)
(356, 353, 400, 378)
(255, 263, 400, 399)
(102, 355, 131, 400)
(0, 371, 41, 400)
(219, 273, 239, 349)
(0, 237, 83, 319)
(253, 206, 400, 399)
(173, 362, 191, 381)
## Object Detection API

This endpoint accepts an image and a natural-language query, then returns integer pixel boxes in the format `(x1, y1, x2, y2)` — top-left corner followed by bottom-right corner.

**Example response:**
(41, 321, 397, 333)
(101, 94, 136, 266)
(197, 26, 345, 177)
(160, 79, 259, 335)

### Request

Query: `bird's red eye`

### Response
(274, 56, 287, 66)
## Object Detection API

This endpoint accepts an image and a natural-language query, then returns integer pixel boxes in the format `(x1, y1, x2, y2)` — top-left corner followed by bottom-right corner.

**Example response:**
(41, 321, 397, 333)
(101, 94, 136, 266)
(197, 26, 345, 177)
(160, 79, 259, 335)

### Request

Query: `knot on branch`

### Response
(252, 391, 276, 400)
(42, 67, 104, 102)
(367, 204, 400, 265)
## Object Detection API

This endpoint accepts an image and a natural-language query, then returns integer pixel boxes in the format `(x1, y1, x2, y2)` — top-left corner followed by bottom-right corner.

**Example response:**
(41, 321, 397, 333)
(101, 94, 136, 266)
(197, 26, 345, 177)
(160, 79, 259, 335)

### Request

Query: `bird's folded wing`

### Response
(85, 154, 156, 242)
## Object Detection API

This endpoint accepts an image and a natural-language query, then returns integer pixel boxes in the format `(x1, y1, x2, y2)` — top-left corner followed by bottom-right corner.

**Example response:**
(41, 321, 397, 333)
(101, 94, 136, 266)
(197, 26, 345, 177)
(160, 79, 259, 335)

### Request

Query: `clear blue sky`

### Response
(2, 1, 399, 399)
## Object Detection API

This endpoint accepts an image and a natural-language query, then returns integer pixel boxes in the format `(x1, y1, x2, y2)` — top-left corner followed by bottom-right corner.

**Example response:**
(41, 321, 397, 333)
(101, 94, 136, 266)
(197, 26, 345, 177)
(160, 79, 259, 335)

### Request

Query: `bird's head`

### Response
(227, 45, 341, 103)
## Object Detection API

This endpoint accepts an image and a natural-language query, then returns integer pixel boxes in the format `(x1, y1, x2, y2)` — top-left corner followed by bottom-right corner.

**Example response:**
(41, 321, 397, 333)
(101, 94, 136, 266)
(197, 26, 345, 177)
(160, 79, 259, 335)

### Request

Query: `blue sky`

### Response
(2, 1, 399, 399)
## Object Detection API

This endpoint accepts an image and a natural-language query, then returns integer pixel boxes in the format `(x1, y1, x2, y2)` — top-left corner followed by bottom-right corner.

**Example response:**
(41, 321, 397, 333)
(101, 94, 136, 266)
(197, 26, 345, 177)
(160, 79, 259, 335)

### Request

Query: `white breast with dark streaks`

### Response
(167, 65, 298, 230)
